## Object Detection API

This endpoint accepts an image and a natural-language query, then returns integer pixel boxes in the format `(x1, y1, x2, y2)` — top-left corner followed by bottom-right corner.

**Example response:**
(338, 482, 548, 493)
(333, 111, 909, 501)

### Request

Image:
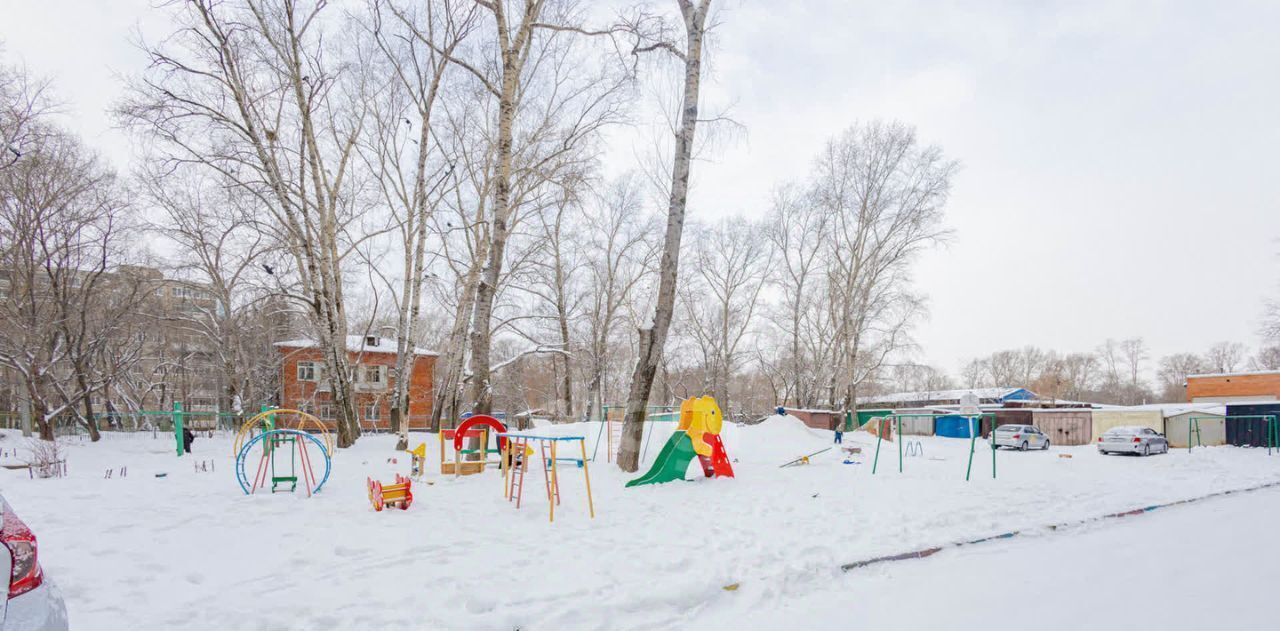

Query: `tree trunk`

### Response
(466, 78, 519, 415)
(556, 306, 573, 421)
(617, 1, 711, 472)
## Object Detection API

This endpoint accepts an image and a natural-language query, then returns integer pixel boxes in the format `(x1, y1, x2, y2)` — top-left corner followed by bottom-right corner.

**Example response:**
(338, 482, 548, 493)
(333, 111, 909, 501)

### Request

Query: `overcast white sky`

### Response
(3, 1, 1278, 376)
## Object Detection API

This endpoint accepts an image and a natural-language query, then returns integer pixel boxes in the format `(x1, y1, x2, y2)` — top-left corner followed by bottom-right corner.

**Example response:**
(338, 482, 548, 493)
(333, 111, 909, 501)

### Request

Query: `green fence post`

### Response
(965, 416, 976, 481)
(990, 415, 997, 479)
(173, 401, 184, 457)
(896, 416, 903, 473)
(871, 417, 885, 475)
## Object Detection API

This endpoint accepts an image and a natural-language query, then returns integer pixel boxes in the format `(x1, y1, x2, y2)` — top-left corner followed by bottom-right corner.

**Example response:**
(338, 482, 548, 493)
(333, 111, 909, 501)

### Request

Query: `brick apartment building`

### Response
(276, 334, 437, 430)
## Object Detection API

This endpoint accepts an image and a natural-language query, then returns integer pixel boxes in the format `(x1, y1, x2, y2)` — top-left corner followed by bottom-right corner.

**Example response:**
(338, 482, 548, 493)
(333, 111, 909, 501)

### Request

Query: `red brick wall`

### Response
(1186, 373, 1280, 402)
(278, 347, 435, 430)
(790, 409, 839, 431)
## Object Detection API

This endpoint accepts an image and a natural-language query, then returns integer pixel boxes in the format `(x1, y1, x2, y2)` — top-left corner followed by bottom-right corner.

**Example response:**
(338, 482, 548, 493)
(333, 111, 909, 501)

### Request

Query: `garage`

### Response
(1091, 408, 1163, 438)
(1031, 409, 1093, 446)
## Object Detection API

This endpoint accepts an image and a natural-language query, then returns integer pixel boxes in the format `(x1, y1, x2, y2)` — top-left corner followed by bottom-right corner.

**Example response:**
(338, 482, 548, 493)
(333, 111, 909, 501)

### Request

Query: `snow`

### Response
(1107, 402, 1228, 418)
(1187, 369, 1280, 378)
(700, 485, 1280, 630)
(858, 386, 1030, 405)
(2, 416, 1279, 630)
(274, 335, 439, 356)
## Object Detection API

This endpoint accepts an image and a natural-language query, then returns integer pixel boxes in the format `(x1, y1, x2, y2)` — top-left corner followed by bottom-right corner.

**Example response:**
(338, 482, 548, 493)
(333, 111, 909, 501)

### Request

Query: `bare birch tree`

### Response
(122, 0, 374, 447)
(580, 175, 657, 424)
(358, 0, 475, 448)
(679, 218, 770, 411)
(617, 0, 714, 472)
(763, 184, 831, 406)
(815, 121, 955, 411)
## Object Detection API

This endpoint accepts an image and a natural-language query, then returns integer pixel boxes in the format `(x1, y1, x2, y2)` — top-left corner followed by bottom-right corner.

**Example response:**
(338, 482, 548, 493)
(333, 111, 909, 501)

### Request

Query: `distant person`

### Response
(834, 428, 844, 444)
(775, 406, 785, 416)
(182, 427, 195, 454)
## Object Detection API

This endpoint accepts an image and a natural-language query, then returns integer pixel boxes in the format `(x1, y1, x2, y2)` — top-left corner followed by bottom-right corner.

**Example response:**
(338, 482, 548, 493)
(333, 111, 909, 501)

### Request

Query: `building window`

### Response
(364, 403, 380, 421)
(357, 364, 386, 390)
(297, 361, 319, 382)
(318, 404, 334, 420)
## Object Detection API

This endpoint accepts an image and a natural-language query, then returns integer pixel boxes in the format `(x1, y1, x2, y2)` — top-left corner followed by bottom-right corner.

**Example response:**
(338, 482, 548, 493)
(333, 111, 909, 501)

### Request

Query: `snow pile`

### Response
(3, 426, 1280, 629)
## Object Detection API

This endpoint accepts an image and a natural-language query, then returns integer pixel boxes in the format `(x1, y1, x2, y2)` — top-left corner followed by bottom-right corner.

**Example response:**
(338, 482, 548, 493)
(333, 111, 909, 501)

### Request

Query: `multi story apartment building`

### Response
(276, 334, 436, 430)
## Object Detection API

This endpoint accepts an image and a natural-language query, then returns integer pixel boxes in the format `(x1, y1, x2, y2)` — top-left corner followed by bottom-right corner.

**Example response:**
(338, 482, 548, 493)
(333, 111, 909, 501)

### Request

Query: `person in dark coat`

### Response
(182, 427, 195, 454)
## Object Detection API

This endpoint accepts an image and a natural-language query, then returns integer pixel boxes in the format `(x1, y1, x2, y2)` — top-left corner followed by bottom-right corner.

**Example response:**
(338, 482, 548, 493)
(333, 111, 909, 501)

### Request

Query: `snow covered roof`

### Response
(274, 335, 439, 357)
(1187, 369, 1280, 379)
(857, 387, 1035, 405)
(1099, 402, 1226, 418)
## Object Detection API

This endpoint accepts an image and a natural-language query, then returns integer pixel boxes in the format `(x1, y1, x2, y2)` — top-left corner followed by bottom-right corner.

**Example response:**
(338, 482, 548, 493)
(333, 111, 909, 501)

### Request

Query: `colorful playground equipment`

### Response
(501, 431, 594, 523)
(233, 409, 332, 496)
(407, 443, 428, 479)
(440, 415, 509, 476)
(368, 474, 413, 511)
(626, 396, 735, 487)
(780, 447, 832, 468)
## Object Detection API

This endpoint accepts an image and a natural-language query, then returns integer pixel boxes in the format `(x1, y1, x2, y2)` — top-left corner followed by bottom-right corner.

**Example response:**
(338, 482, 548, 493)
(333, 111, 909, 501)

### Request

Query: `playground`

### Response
(3, 412, 1280, 630)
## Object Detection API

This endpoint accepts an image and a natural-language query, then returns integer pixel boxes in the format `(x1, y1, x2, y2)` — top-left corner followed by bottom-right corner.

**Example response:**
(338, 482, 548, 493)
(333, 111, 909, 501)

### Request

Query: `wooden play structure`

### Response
(440, 415, 509, 476)
(501, 432, 595, 523)
(368, 474, 413, 511)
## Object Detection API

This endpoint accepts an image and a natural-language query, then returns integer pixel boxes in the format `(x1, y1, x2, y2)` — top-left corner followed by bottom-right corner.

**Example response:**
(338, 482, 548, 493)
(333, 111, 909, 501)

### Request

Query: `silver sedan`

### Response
(990, 424, 1050, 451)
(1097, 426, 1169, 456)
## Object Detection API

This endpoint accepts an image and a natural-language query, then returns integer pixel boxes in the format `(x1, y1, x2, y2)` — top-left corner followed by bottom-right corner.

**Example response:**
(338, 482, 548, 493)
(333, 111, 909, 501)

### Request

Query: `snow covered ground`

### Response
(2, 415, 1278, 630)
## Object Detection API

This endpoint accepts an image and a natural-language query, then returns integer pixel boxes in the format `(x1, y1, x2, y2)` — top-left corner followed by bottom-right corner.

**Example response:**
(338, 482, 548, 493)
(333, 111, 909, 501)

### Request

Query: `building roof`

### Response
(274, 335, 439, 357)
(1098, 402, 1227, 418)
(1187, 369, 1280, 379)
(857, 387, 1035, 405)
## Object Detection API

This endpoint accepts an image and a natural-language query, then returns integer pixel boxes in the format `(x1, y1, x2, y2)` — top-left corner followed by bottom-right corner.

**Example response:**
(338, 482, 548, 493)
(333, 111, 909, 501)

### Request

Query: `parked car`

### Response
(990, 424, 1050, 451)
(0, 496, 67, 631)
(1097, 426, 1169, 456)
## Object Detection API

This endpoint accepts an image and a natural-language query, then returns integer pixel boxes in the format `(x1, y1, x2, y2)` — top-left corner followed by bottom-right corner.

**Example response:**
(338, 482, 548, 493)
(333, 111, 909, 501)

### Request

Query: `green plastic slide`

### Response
(626, 431, 697, 487)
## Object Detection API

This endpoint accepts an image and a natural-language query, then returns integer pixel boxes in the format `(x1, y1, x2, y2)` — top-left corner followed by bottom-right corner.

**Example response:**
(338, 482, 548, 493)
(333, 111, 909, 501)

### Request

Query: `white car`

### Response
(0, 496, 68, 631)
(990, 424, 1050, 451)
(1097, 426, 1169, 456)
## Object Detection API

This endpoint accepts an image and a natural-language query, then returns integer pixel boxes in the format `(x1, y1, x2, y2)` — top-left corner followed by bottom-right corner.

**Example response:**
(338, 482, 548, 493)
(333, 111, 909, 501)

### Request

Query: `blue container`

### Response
(934, 415, 979, 439)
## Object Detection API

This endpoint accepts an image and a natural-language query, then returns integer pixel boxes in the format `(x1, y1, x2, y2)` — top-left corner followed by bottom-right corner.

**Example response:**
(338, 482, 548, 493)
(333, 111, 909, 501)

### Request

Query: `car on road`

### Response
(0, 495, 67, 631)
(1097, 426, 1169, 456)
(990, 424, 1050, 451)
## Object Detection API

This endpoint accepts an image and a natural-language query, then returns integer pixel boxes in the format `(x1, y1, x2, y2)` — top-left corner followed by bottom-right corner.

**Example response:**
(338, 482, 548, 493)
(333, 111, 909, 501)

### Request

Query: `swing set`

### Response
(1186, 414, 1278, 453)
(868, 413, 998, 481)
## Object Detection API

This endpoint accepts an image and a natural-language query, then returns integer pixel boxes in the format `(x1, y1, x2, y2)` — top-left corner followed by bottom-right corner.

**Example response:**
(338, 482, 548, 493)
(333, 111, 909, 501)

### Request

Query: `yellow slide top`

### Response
(678, 396, 724, 457)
